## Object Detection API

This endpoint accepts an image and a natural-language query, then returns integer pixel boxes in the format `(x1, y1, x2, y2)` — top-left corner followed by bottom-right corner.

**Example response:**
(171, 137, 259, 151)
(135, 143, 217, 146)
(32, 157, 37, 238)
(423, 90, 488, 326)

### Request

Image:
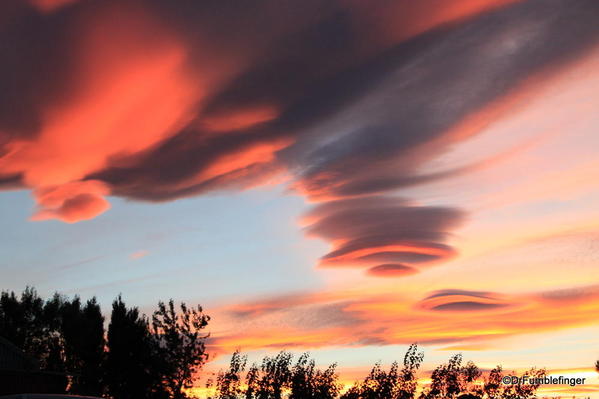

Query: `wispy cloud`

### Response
(129, 250, 149, 260)
(210, 284, 599, 354)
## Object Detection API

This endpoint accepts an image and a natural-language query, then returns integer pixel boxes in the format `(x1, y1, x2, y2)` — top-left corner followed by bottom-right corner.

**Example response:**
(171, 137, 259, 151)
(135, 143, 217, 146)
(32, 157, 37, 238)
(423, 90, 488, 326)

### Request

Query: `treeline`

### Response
(0, 287, 209, 398)
(0, 288, 549, 399)
(208, 346, 546, 399)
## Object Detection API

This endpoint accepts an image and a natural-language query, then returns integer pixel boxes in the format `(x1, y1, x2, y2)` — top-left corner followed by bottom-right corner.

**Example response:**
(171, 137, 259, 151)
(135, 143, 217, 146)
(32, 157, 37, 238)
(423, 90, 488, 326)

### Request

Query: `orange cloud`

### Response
(129, 250, 149, 260)
(367, 264, 419, 277)
(200, 105, 279, 133)
(30, 180, 110, 223)
(193, 139, 292, 185)
(1, 0, 598, 249)
(211, 285, 599, 353)
(16, 26, 194, 186)
(320, 243, 457, 268)
(0, 3, 202, 222)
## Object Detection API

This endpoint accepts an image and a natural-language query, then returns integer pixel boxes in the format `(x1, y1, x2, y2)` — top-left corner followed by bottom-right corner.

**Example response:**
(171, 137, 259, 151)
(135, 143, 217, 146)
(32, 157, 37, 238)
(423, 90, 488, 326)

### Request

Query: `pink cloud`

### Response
(129, 250, 149, 260)
(30, 180, 111, 223)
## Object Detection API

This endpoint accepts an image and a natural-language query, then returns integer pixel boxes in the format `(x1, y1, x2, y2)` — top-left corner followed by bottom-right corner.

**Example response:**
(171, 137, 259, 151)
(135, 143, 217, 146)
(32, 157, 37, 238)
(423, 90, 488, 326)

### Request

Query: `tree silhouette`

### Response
(341, 361, 401, 399)
(245, 362, 261, 399)
(397, 344, 424, 399)
(256, 351, 293, 399)
(214, 351, 339, 399)
(42, 293, 68, 373)
(105, 296, 167, 399)
(1, 288, 216, 398)
(0, 288, 51, 369)
(419, 354, 483, 399)
(152, 299, 210, 399)
(340, 345, 424, 399)
(289, 353, 316, 399)
(289, 352, 340, 399)
(365, 361, 399, 399)
(498, 367, 545, 399)
(311, 362, 341, 399)
(459, 360, 483, 398)
(482, 366, 503, 399)
(420, 353, 463, 399)
(60, 296, 105, 395)
(214, 350, 248, 399)
(338, 384, 361, 399)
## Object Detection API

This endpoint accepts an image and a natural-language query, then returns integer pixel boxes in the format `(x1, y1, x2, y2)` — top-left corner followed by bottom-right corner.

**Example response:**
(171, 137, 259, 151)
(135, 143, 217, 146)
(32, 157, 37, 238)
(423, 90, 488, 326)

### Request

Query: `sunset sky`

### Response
(1, 0, 599, 396)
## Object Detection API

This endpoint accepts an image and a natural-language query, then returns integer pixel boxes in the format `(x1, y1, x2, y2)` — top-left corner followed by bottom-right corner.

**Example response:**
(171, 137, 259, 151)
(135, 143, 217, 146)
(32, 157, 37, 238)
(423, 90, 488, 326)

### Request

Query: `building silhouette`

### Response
(0, 336, 67, 395)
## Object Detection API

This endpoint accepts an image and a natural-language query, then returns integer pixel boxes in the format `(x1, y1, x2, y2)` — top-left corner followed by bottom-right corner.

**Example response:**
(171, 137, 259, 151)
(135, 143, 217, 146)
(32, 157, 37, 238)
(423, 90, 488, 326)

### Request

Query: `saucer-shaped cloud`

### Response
(304, 197, 463, 274)
(419, 289, 512, 312)
(367, 264, 419, 277)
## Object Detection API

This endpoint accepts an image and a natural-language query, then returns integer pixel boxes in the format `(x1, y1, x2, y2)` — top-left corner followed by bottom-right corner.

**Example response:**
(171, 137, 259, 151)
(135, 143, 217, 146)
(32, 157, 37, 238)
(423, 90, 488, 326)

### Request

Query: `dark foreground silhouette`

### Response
(207, 347, 546, 399)
(0, 287, 577, 399)
(0, 287, 208, 398)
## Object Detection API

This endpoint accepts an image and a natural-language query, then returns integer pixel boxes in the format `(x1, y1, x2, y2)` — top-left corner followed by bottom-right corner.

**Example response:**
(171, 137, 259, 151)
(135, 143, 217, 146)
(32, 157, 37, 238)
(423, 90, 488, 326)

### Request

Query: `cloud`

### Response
(211, 284, 599, 354)
(0, 1, 205, 221)
(1, 0, 599, 274)
(54, 255, 106, 271)
(303, 196, 463, 273)
(537, 285, 599, 304)
(200, 105, 279, 134)
(367, 264, 419, 277)
(29, 180, 110, 223)
(418, 290, 512, 312)
(225, 291, 345, 319)
(129, 250, 149, 260)
(282, 0, 599, 201)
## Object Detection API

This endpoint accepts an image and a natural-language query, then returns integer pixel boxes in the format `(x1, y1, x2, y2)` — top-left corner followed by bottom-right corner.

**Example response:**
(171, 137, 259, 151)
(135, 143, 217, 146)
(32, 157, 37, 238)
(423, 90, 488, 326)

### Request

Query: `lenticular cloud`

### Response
(1, 0, 599, 276)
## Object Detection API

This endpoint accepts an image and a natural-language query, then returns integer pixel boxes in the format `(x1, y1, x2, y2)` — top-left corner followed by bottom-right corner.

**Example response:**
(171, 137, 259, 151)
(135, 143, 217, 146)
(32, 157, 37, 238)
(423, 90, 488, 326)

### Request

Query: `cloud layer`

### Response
(211, 284, 599, 353)
(303, 197, 463, 274)
(1, 0, 599, 277)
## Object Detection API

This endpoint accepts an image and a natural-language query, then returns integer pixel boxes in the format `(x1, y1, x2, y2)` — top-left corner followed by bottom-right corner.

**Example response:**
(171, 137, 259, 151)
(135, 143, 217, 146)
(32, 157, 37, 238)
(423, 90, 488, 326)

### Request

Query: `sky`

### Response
(1, 0, 599, 396)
